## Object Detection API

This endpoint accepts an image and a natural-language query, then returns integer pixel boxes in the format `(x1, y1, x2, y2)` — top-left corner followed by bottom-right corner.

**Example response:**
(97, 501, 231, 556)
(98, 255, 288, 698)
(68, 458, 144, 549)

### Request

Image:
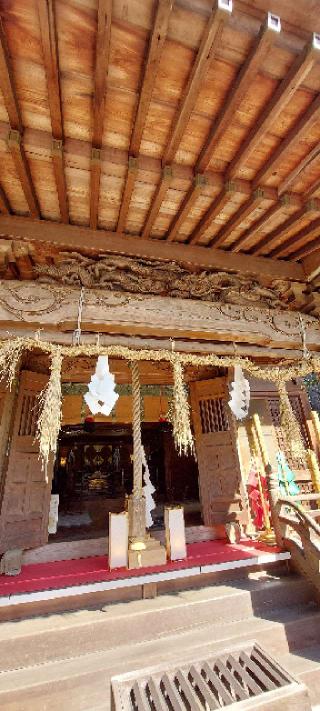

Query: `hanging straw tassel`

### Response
(36, 346, 63, 478)
(277, 380, 305, 460)
(171, 356, 194, 457)
(0, 339, 24, 389)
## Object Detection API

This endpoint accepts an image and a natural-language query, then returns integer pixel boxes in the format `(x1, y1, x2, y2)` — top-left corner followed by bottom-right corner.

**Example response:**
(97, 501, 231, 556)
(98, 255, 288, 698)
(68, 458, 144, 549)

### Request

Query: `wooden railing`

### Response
(269, 478, 320, 600)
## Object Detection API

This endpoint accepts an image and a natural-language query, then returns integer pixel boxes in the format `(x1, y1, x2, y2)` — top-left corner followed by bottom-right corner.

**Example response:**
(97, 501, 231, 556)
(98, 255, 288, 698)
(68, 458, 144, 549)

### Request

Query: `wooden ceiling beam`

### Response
(209, 188, 267, 249)
(228, 35, 320, 179)
(117, 157, 138, 233)
(162, 0, 231, 164)
(272, 216, 320, 260)
(92, 0, 112, 149)
(0, 21, 39, 218)
(0, 185, 10, 215)
(189, 182, 236, 246)
(37, 0, 63, 138)
(37, 0, 69, 224)
(7, 130, 40, 219)
(90, 0, 112, 231)
(0, 214, 304, 282)
(52, 139, 68, 224)
(253, 93, 320, 188)
(302, 250, 320, 281)
(196, 15, 278, 173)
(305, 175, 320, 201)
(0, 18, 22, 131)
(278, 142, 320, 195)
(166, 174, 206, 242)
(130, 0, 172, 156)
(251, 201, 320, 256)
(250, 204, 318, 254)
(117, 0, 172, 234)
(141, 166, 173, 239)
(90, 148, 101, 230)
(231, 194, 297, 253)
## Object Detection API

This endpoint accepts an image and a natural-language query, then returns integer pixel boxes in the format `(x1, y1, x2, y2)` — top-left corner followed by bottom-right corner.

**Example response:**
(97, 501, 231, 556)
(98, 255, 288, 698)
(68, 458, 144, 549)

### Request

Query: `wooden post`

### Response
(307, 449, 320, 507)
(311, 410, 320, 459)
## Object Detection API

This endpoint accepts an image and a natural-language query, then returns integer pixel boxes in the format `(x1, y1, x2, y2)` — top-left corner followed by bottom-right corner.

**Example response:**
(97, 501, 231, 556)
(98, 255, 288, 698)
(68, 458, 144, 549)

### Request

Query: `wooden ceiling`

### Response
(0, 0, 320, 277)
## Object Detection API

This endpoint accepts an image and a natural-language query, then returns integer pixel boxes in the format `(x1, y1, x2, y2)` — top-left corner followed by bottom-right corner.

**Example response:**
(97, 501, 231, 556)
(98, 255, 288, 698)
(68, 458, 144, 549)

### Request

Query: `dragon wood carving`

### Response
(35, 251, 305, 311)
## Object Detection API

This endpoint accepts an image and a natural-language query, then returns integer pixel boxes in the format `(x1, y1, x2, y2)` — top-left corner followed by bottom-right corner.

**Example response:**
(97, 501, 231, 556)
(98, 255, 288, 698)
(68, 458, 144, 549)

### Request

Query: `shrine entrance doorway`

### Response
(50, 422, 200, 542)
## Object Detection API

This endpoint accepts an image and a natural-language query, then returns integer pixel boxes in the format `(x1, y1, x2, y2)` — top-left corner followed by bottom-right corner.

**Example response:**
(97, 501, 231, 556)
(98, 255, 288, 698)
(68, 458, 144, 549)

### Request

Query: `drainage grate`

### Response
(111, 643, 303, 710)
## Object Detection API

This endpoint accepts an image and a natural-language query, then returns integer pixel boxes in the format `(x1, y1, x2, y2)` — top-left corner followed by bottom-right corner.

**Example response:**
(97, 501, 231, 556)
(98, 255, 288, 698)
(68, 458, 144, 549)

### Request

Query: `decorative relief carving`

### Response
(35, 251, 295, 311)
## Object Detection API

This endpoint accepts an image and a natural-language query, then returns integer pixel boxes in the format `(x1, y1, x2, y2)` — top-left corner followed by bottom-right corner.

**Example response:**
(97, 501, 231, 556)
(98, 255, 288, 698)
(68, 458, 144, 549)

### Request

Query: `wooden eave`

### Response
(0, 0, 319, 281)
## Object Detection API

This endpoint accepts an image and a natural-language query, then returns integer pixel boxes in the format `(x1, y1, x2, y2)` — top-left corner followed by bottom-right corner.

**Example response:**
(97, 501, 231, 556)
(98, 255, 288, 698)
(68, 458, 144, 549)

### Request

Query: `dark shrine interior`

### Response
(51, 421, 201, 541)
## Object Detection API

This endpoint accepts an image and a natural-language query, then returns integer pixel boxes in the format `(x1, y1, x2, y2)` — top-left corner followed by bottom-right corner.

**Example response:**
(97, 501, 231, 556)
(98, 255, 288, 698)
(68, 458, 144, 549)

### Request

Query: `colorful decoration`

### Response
(276, 451, 300, 498)
(228, 365, 250, 420)
(84, 356, 119, 416)
(247, 461, 270, 530)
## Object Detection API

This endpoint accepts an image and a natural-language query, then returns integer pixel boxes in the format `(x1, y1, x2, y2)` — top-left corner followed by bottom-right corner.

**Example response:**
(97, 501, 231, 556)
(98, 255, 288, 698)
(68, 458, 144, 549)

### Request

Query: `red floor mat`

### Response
(0, 539, 279, 596)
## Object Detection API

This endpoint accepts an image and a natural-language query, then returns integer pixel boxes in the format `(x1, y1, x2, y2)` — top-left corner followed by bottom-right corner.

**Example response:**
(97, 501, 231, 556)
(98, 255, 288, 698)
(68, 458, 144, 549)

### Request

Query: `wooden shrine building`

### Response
(0, 0, 320, 561)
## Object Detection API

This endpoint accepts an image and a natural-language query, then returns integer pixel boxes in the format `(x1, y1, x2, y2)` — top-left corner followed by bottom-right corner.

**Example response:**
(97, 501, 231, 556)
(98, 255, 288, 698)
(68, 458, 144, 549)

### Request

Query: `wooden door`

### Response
(190, 377, 245, 529)
(0, 371, 53, 554)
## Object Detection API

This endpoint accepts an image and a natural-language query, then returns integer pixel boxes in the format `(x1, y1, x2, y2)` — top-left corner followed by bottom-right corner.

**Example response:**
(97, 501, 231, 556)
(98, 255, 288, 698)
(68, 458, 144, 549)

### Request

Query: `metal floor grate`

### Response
(111, 643, 297, 710)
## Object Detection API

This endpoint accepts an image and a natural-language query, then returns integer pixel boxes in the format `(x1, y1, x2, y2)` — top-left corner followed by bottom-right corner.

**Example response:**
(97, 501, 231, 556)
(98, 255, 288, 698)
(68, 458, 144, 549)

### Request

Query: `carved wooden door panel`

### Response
(0, 371, 53, 554)
(190, 377, 244, 529)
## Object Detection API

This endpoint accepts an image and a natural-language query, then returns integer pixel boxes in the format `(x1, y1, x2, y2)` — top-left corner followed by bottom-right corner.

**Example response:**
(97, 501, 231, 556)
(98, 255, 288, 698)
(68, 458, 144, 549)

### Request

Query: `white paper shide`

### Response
(84, 356, 119, 416)
(228, 365, 250, 420)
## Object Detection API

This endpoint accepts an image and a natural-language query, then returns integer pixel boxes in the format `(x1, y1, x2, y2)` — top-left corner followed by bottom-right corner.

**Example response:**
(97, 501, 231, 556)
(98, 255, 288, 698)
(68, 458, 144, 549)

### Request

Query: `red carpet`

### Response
(0, 539, 279, 596)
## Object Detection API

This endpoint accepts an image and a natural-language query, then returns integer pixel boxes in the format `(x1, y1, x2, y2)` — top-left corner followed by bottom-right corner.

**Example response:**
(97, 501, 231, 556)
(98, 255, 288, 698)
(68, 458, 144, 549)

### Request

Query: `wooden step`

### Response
(0, 604, 318, 710)
(0, 574, 313, 672)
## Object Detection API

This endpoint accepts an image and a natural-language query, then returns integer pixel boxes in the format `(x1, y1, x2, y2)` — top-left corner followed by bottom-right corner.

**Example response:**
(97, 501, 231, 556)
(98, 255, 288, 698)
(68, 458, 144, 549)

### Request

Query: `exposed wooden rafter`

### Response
(227, 35, 320, 179)
(90, 0, 112, 229)
(117, 0, 172, 233)
(305, 176, 320, 201)
(253, 93, 320, 188)
(272, 215, 320, 260)
(0, 17, 22, 131)
(117, 157, 139, 233)
(252, 201, 320, 256)
(0, 188, 10, 215)
(196, 16, 278, 173)
(231, 194, 297, 253)
(0, 19, 39, 218)
(130, 0, 172, 156)
(302, 250, 320, 281)
(37, 0, 69, 224)
(7, 130, 40, 218)
(189, 182, 237, 246)
(0, 214, 304, 282)
(141, 166, 173, 239)
(209, 188, 268, 249)
(162, 0, 231, 164)
(278, 142, 320, 196)
(166, 174, 206, 242)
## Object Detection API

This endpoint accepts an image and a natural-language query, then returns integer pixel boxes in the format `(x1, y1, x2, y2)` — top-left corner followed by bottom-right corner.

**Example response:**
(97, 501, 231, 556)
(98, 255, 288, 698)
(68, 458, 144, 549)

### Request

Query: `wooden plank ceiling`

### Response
(0, 0, 320, 282)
